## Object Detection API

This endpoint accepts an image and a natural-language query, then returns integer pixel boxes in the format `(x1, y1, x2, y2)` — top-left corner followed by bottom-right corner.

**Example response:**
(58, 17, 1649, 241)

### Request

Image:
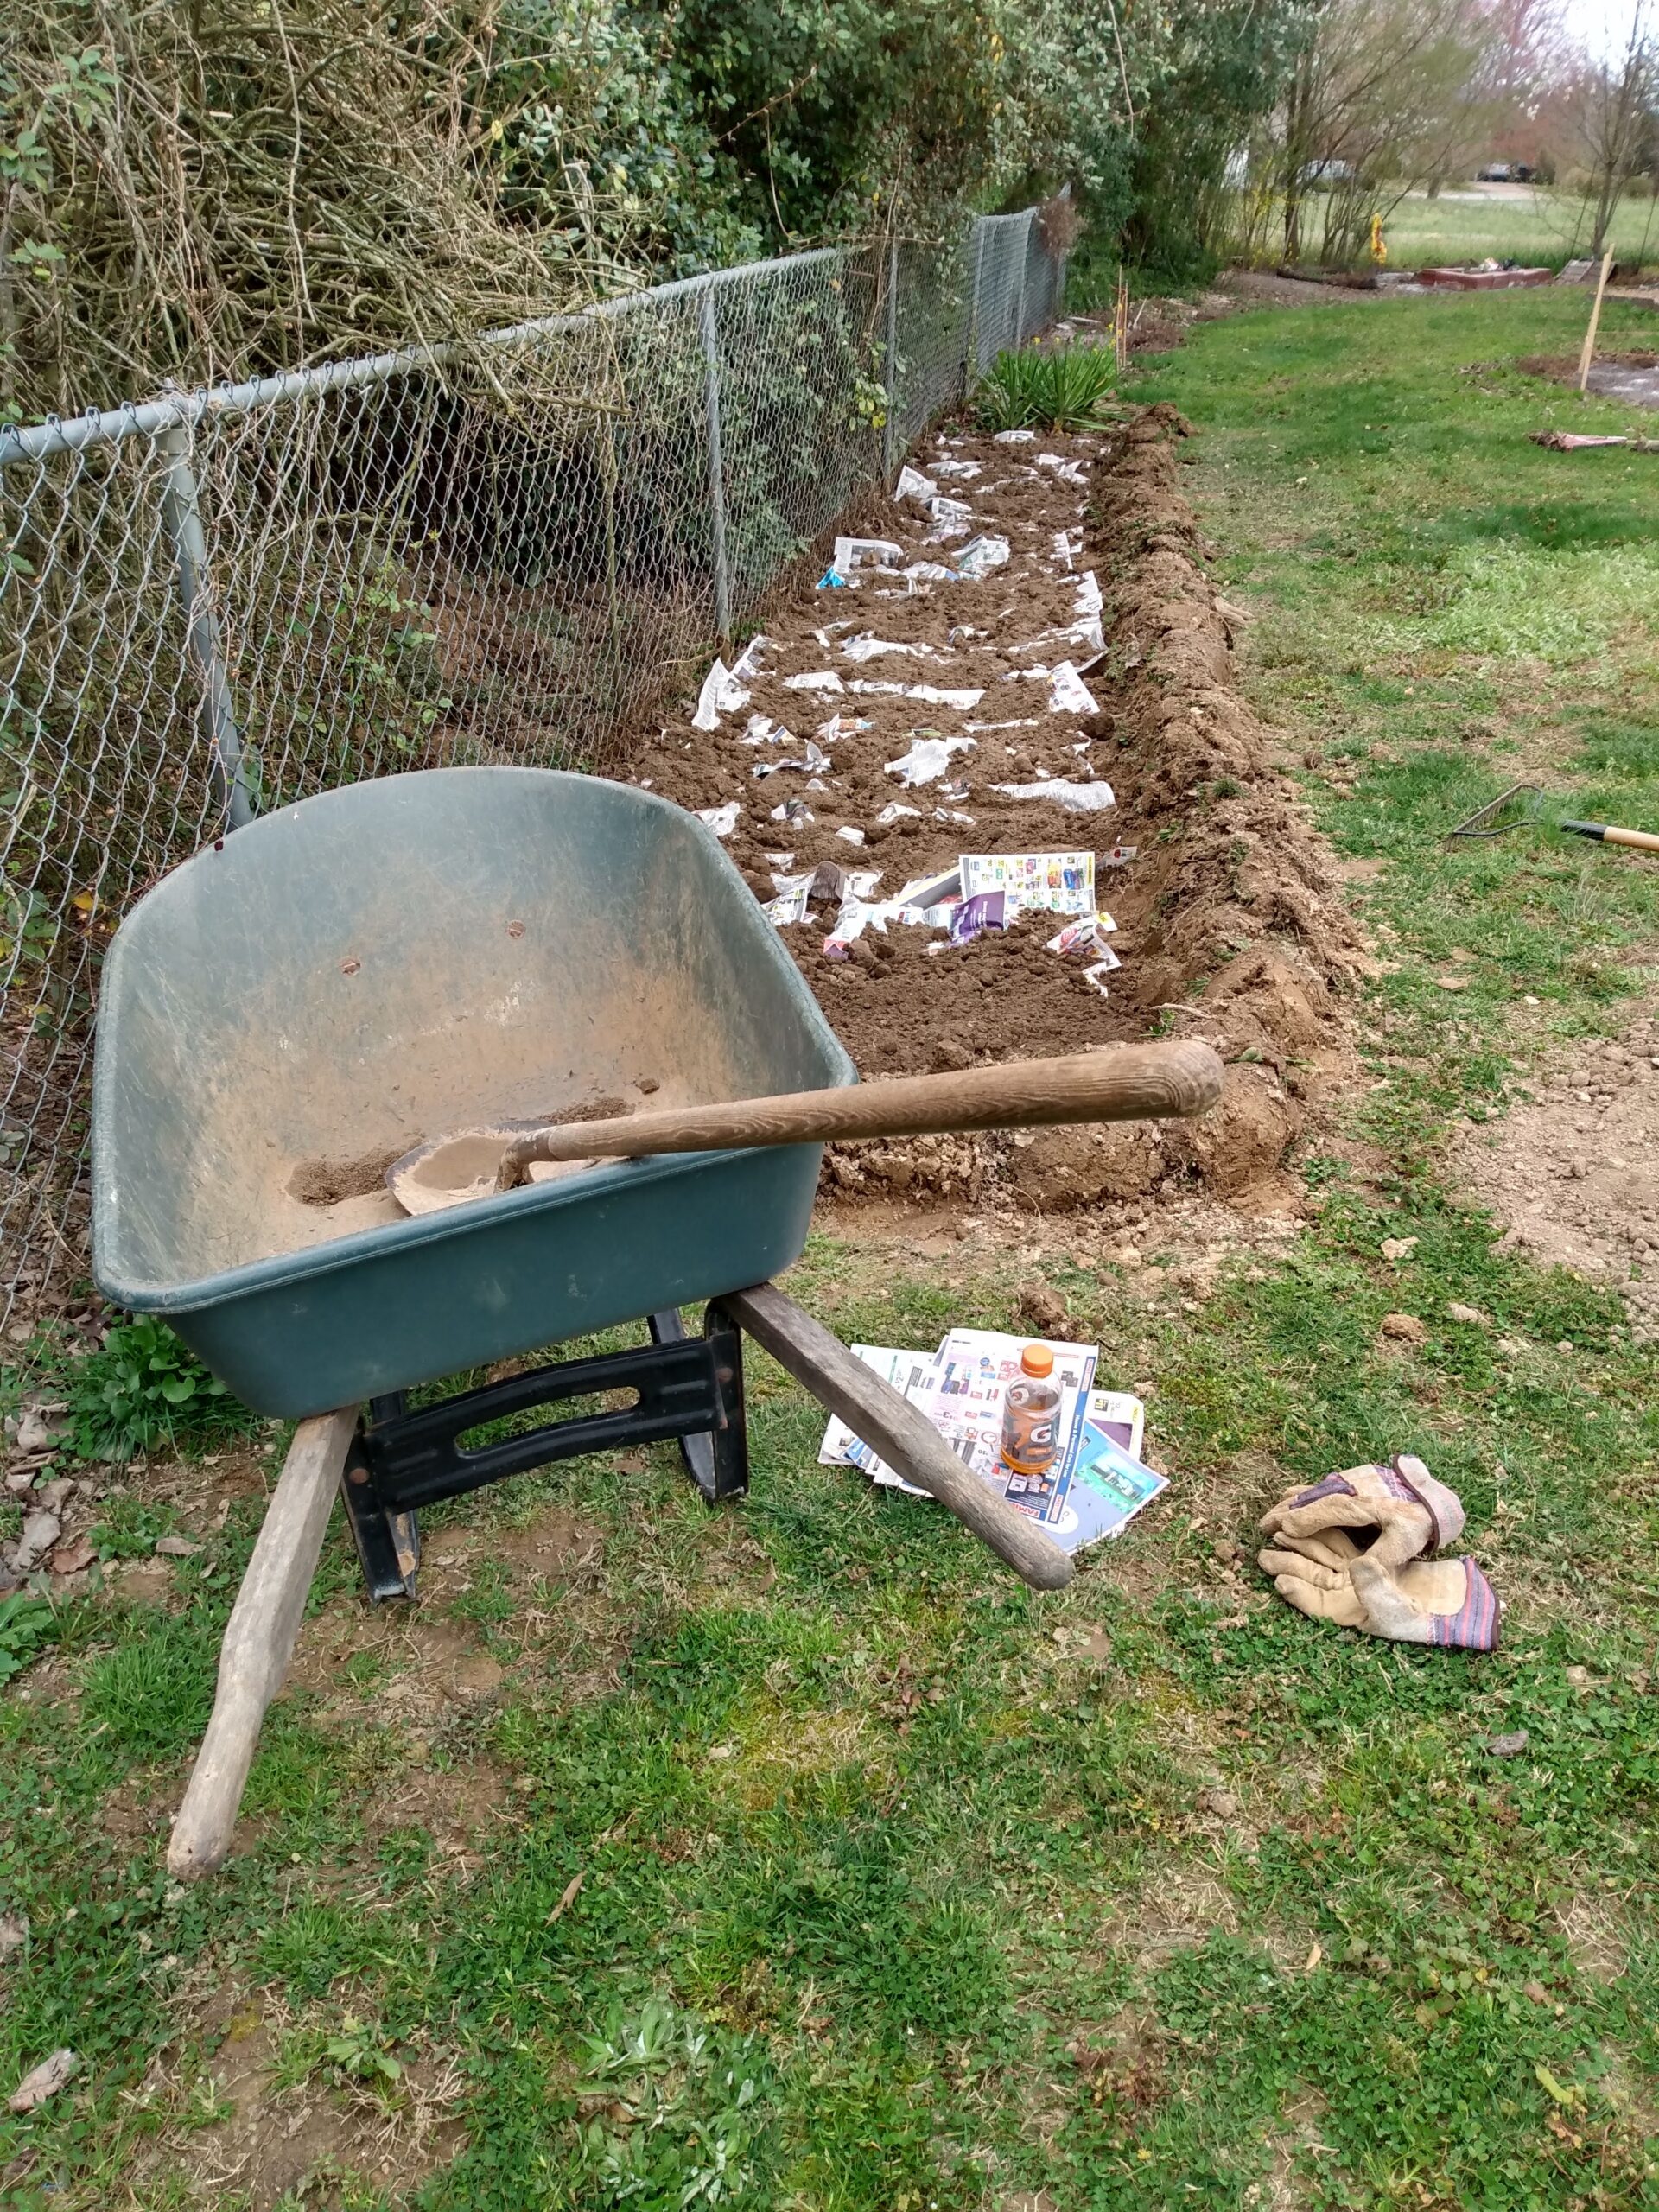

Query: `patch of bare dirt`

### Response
(1215, 270, 1389, 312)
(1261, 2087, 1334, 2208)
(1065, 2005, 1169, 2123)
(1099, 1864, 1241, 1963)
(1519, 351, 1659, 409)
(1451, 1003, 1659, 1340)
(631, 404, 1364, 1216)
(1554, 1891, 1635, 1987)
(239, 1498, 635, 1847)
(366, 1747, 514, 1878)
(102, 1773, 170, 1847)
(145, 2007, 466, 2210)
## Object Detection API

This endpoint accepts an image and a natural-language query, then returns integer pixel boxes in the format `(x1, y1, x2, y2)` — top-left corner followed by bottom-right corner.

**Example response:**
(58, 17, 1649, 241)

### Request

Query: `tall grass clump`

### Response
(974, 345, 1122, 432)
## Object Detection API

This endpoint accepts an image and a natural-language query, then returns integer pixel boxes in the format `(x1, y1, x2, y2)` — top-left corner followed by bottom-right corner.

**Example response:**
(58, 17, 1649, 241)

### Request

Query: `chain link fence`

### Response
(1, 205, 1067, 1330)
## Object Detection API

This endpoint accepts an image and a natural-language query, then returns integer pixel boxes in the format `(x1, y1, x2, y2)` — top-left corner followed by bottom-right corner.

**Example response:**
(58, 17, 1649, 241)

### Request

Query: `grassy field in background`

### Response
(2, 288, 1658, 2210)
(1135, 282, 1659, 1147)
(1372, 188, 1658, 271)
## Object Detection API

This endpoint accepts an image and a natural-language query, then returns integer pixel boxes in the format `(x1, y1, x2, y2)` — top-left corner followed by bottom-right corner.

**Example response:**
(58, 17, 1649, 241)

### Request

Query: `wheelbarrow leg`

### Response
(723, 1283, 1073, 1592)
(648, 1306, 749, 1502)
(340, 1392, 422, 1601)
(168, 1406, 359, 1881)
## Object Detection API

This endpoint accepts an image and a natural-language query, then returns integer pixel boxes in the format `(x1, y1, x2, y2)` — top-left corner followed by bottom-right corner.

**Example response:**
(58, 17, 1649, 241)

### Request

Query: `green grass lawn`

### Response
(1135, 283, 1659, 1149)
(3, 289, 1658, 2210)
(1372, 188, 1659, 272)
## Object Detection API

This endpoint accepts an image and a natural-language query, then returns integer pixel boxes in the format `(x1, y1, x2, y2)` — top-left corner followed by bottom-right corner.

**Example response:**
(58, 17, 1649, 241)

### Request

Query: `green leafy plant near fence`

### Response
(0, 1592, 59, 1683)
(61, 1317, 258, 1464)
(975, 343, 1122, 432)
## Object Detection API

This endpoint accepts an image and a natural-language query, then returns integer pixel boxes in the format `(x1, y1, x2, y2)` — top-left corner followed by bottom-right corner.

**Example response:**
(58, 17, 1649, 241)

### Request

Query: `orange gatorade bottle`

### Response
(1001, 1344, 1061, 1477)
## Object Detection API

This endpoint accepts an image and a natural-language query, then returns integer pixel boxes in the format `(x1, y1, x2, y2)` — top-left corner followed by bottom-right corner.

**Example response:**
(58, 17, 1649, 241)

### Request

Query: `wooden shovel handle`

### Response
(725, 1283, 1072, 1589)
(499, 1039, 1223, 1188)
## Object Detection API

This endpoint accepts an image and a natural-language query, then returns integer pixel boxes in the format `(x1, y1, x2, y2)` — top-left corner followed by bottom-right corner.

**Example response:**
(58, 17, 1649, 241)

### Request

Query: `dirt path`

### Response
(1212, 270, 1386, 312)
(1453, 1000, 1659, 1341)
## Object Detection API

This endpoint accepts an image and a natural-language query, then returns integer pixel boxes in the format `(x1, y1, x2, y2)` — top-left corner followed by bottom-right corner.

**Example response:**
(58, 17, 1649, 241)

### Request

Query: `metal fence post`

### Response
(882, 238, 900, 477)
(156, 423, 257, 829)
(1015, 215, 1031, 346)
(697, 283, 733, 642)
(964, 220, 987, 395)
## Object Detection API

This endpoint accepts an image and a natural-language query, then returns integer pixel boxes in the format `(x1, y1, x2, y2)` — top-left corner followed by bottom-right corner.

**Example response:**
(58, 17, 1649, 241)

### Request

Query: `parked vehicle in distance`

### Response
(1476, 162, 1535, 182)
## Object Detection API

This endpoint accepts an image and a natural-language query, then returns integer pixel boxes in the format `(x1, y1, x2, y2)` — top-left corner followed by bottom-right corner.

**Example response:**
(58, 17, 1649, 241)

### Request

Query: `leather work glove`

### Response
(1255, 1522, 1364, 1590)
(1256, 1454, 1464, 1575)
(1263, 1546, 1501, 1651)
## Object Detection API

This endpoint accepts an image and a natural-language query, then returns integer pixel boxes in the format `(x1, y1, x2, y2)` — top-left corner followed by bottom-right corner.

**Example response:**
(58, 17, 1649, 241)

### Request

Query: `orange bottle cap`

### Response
(1020, 1343, 1054, 1377)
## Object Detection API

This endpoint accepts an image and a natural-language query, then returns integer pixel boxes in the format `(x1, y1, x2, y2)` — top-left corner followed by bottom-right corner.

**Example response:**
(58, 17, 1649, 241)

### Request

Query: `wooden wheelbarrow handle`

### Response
(499, 1040, 1224, 1187)
(168, 1408, 358, 1880)
(169, 1268, 1102, 1875)
(725, 1283, 1073, 1590)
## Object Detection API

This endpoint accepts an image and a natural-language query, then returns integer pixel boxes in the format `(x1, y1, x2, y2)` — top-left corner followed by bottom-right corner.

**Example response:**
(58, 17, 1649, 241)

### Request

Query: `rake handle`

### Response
(1560, 820, 1659, 855)
(497, 1041, 1224, 1188)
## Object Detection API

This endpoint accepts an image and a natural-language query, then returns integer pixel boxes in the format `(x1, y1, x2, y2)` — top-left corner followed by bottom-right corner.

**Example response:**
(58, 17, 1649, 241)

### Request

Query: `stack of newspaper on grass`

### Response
(818, 1327, 1167, 1554)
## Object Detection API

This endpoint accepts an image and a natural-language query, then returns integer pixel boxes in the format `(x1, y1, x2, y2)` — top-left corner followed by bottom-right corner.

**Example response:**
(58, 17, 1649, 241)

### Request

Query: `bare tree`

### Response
(1274, 0, 1515, 264)
(1574, 2, 1656, 258)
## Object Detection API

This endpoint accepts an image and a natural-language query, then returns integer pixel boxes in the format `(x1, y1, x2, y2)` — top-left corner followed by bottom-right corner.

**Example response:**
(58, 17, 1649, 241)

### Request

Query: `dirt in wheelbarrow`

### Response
(289, 1096, 638, 1210)
(627, 404, 1367, 1214)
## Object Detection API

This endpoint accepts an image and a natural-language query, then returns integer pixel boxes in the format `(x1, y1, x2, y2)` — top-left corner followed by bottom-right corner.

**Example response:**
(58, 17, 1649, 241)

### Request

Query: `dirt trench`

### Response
(628, 404, 1368, 1216)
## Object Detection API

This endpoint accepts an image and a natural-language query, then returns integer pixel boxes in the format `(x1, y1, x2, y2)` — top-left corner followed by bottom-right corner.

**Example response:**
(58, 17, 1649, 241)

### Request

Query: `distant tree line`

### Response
(1227, 0, 1657, 270)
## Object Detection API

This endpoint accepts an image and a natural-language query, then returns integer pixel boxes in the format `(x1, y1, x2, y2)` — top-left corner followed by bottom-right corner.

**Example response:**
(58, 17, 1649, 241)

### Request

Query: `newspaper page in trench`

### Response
(957, 849, 1096, 918)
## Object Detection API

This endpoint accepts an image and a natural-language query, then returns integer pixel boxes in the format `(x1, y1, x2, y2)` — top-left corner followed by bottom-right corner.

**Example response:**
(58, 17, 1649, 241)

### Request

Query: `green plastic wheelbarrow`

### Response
(91, 765, 1221, 1878)
(92, 766, 855, 1416)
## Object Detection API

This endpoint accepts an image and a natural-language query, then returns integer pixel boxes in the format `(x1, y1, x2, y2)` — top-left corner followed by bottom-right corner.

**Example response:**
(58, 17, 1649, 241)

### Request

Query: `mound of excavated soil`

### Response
(629, 404, 1366, 1211)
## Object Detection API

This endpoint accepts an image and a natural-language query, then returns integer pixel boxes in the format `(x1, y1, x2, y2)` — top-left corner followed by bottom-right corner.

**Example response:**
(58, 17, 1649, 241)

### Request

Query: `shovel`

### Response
(388, 1041, 1225, 1213)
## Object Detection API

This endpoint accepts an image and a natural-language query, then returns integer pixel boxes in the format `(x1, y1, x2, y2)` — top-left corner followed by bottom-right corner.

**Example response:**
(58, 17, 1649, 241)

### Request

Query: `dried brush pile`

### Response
(3, 1, 663, 417)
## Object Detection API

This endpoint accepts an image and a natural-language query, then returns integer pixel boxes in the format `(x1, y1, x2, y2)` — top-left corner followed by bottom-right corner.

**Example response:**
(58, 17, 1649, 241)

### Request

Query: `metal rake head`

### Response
(1445, 782, 1547, 840)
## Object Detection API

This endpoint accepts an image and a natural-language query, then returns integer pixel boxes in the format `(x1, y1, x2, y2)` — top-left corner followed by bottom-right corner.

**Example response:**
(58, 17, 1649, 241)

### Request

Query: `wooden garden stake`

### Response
(1578, 251, 1615, 394)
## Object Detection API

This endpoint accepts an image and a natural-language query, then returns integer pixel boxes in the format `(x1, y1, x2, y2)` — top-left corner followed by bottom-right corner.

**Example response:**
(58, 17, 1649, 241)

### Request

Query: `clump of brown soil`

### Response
(812, 917, 1133, 1075)
(1093, 404, 1370, 1197)
(629, 403, 1365, 1211)
(538, 1092, 635, 1125)
(288, 1144, 406, 1205)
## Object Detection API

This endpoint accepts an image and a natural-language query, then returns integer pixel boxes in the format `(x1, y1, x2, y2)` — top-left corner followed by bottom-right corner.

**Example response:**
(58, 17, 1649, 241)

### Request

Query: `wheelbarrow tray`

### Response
(92, 768, 855, 1418)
